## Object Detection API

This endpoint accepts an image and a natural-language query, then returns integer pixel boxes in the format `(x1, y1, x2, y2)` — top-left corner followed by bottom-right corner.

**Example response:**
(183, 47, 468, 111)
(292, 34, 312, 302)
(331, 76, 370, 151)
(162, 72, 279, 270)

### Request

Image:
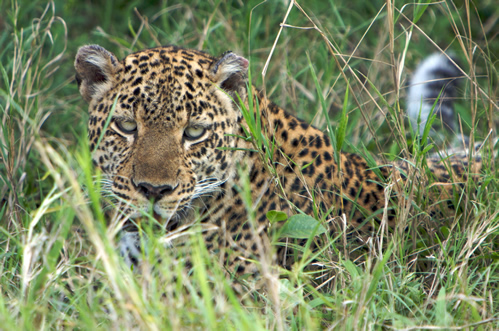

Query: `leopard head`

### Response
(75, 45, 249, 224)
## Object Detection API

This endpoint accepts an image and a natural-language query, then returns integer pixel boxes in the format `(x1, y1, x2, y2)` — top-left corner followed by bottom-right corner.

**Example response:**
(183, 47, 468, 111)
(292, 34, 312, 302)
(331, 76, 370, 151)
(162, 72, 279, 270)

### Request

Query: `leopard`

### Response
(74, 44, 481, 286)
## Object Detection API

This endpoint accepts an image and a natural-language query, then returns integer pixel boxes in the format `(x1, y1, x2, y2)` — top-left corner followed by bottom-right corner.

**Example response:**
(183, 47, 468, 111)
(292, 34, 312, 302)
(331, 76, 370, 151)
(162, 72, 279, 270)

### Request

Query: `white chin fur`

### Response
(119, 231, 142, 268)
(153, 204, 174, 219)
(126, 204, 175, 220)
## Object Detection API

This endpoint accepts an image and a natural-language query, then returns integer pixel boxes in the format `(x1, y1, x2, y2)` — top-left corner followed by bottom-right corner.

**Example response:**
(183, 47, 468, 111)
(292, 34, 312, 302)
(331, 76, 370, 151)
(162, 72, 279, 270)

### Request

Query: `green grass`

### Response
(1, 0, 498, 329)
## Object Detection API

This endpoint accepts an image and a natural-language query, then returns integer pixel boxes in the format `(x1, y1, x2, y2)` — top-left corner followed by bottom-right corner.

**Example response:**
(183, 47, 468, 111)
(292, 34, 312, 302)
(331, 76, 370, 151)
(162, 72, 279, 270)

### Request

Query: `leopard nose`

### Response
(135, 182, 177, 201)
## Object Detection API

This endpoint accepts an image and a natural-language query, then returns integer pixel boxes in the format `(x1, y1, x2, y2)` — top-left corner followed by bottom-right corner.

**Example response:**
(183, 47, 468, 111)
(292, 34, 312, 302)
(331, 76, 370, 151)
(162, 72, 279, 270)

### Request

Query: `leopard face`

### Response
(75, 45, 250, 223)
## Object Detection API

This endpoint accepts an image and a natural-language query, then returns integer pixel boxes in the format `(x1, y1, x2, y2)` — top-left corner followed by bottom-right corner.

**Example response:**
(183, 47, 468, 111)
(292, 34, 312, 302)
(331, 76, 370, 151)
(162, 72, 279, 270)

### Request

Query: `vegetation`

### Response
(0, 0, 497, 329)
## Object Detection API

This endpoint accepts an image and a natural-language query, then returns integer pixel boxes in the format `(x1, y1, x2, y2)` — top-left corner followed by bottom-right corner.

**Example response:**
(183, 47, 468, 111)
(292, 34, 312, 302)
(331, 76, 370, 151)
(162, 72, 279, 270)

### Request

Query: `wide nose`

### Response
(132, 125, 183, 200)
(134, 182, 177, 201)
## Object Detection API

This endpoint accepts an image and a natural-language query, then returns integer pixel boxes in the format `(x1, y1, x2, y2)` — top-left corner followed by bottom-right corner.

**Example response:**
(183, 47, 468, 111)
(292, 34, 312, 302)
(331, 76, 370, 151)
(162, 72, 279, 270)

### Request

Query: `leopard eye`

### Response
(184, 126, 206, 140)
(116, 119, 137, 134)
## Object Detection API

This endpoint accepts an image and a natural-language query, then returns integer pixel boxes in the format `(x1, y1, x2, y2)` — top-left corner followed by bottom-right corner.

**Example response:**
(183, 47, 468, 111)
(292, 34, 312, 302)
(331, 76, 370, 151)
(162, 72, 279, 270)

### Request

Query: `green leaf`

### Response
(365, 243, 393, 303)
(279, 214, 327, 239)
(436, 287, 450, 326)
(413, 0, 431, 24)
(343, 259, 360, 279)
(336, 85, 349, 152)
(266, 210, 288, 223)
(422, 143, 434, 154)
(440, 226, 450, 238)
(307, 54, 340, 166)
(93, 95, 117, 155)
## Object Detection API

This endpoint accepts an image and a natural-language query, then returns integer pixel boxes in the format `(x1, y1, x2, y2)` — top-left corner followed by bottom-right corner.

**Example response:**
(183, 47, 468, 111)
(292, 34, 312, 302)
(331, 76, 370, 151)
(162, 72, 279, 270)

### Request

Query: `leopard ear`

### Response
(75, 45, 120, 102)
(209, 51, 249, 100)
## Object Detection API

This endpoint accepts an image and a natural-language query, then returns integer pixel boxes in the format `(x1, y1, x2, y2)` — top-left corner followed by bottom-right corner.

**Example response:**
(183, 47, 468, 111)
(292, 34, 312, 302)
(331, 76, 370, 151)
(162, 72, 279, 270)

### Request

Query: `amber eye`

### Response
(184, 126, 206, 140)
(116, 119, 137, 134)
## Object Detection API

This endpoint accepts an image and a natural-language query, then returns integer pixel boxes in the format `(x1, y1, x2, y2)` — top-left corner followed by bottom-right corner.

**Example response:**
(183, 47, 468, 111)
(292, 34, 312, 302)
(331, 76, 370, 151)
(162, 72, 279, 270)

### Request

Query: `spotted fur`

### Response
(75, 45, 479, 283)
